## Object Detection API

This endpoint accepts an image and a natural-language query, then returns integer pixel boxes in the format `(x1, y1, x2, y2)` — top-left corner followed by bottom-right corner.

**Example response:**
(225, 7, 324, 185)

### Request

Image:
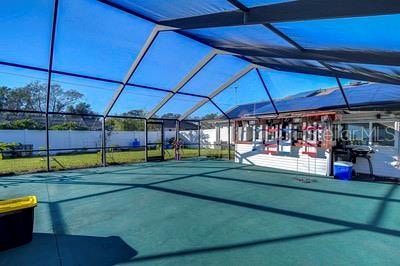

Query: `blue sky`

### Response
(274, 14, 400, 52)
(0, 0, 53, 68)
(1, 0, 397, 116)
(129, 31, 211, 90)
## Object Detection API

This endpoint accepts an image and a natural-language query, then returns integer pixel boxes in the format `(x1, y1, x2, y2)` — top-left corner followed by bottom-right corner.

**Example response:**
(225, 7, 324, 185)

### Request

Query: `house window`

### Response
(237, 123, 244, 142)
(255, 124, 263, 142)
(372, 122, 395, 146)
(341, 123, 370, 146)
(244, 125, 254, 142)
(236, 121, 254, 142)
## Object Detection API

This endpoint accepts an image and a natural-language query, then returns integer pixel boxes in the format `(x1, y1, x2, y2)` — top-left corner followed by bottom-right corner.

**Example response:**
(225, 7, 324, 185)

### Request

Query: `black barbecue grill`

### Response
(333, 146, 374, 179)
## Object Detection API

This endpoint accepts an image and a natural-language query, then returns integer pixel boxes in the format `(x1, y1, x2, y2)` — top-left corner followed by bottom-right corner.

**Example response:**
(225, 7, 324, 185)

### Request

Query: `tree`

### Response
(106, 117, 144, 131)
(48, 83, 84, 113)
(0, 86, 10, 110)
(66, 102, 94, 114)
(0, 119, 45, 130)
(25, 81, 46, 112)
(161, 113, 180, 119)
(202, 113, 219, 120)
(13, 119, 45, 130)
(7, 87, 32, 111)
(0, 121, 11, 129)
(105, 109, 147, 131)
(50, 122, 89, 131)
(123, 109, 146, 117)
(0, 81, 85, 113)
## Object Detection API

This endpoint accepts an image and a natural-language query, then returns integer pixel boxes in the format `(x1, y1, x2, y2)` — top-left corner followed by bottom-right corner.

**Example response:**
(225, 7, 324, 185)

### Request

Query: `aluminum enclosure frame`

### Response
(1, 0, 399, 173)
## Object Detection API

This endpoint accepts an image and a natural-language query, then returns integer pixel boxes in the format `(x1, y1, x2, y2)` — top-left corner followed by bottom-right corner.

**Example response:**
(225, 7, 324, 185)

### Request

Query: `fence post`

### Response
(175, 120, 179, 142)
(145, 119, 148, 162)
(45, 0, 59, 172)
(198, 121, 201, 157)
(45, 114, 50, 171)
(102, 116, 106, 166)
(228, 119, 231, 161)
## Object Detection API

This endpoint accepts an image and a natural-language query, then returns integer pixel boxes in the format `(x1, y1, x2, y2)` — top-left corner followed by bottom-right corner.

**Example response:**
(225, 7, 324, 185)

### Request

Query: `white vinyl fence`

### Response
(0, 127, 231, 153)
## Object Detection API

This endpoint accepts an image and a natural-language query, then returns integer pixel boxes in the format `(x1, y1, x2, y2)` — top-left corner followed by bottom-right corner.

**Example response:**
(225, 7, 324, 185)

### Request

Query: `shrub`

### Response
(50, 122, 89, 130)
(0, 142, 20, 151)
(0, 119, 45, 130)
(0, 142, 22, 160)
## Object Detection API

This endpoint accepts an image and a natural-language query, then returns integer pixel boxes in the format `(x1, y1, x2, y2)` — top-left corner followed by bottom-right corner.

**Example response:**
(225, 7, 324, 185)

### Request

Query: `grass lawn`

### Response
(0, 148, 232, 175)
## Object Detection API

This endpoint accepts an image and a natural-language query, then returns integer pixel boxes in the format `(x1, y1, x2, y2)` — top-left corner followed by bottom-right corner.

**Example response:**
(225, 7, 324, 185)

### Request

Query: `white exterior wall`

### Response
(235, 139, 400, 178)
(234, 113, 400, 179)
(352, 146, 399, 178)
(235, 143, 329, 176)
(200, 127, 230, 145)
(179, 130, 198, 144)
(235, 145, 400, 178)
(335, 116, 400, 178)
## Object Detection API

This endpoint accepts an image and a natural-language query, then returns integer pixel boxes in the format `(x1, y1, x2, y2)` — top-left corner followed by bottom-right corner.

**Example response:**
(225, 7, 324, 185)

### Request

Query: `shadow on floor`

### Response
(130, 228, 352, 263)
(0, 233, 137, 266)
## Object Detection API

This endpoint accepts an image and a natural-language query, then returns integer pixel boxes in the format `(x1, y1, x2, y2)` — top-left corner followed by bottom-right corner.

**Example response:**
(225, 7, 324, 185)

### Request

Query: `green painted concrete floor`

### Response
(0, 159, 399, 265)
